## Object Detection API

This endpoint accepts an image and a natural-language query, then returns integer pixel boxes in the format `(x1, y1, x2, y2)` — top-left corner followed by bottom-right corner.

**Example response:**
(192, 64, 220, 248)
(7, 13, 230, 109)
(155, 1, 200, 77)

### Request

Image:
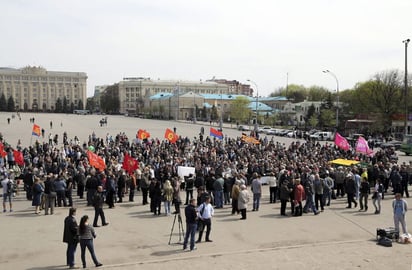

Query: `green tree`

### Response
(229, 96, 251, 124)
(86, 98, 95, 112)
(77, 99, 84, 110)
(62, 97, 68, 113)
(308, 86, 330, 101)
(211, 105, 218, 121)
(0, 93, 6, 111)
(319, 109, 335, 128)
(55, 98, 62, 113)
(7, 96, 15, 112)
(100, 84, 120, 114)
(309, 114, 319, 128)
(70, 102, 75, 113)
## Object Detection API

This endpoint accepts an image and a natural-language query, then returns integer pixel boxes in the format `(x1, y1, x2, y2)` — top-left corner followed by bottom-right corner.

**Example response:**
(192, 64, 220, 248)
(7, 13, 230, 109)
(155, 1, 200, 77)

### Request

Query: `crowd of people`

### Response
(1, 127, 411, 263)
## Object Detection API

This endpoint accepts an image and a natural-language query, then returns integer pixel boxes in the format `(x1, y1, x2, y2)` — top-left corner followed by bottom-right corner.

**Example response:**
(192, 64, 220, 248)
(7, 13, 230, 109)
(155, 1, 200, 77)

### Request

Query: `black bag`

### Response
(376, 227, 398, 240)
(377, 237, 392, 247)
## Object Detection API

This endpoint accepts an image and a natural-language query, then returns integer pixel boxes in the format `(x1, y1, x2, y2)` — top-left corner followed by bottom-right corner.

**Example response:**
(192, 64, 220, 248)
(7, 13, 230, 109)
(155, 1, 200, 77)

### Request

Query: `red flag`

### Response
(0, 143, 6, 158)
(13, 150, 24, 166)
(334, 132, 350, 151)
(355, 136, 374, 156)
(32, 124, 41, 137)
(122, 153, 139, 175)
(210, 127, 223, 139)
(87, 150, 106, 171)
(164, 128, 178, 143)
(137, 129, 151, 140)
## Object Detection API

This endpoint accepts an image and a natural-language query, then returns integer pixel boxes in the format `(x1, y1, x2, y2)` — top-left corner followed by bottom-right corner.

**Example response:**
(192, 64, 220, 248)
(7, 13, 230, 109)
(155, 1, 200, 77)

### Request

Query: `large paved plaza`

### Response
(1, 113, 412, 269)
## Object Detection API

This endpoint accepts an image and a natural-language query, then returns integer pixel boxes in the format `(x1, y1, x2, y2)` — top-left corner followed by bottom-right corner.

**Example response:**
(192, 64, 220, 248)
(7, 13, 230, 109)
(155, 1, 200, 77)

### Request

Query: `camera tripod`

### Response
(168, 212, 185, 245)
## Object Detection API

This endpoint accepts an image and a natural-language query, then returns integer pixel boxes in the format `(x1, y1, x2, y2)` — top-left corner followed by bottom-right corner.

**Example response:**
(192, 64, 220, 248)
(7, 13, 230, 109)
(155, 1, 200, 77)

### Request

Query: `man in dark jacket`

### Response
(92, 186, 109, 227)
(63, 207, 78, 269)
(183, 198, 198, 251)
(345, 173, 358, 209)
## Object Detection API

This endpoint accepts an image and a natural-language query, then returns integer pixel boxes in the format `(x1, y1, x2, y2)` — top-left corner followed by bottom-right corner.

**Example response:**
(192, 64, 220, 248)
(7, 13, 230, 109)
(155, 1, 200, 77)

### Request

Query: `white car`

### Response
(259, 126, 273, 134)
(286, 131, 297, 138)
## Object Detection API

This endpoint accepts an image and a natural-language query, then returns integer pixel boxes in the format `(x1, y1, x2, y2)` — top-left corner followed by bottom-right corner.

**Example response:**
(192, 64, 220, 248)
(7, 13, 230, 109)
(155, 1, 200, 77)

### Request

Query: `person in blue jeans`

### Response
(78, 215, 103, 268)
(251, 174, 262, 211)
(183, 198, 198, 251)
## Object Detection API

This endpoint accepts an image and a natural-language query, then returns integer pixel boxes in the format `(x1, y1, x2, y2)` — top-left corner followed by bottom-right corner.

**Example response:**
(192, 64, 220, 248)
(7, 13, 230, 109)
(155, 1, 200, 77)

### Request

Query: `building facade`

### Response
(0, 66, 87, 111)
(118, 78, 230, 115)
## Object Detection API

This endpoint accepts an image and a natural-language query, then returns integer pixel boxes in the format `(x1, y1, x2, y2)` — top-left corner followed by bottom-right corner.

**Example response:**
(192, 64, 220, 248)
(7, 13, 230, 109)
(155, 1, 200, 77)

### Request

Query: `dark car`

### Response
(380, 140, 402, 150)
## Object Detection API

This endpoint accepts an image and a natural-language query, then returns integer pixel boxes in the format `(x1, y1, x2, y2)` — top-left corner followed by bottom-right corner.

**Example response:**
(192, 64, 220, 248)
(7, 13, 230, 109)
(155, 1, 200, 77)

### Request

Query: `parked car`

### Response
(286, 131, 297, 138)
(258, 126, 273, 134)
(238, 125, 250, 131)
(309, 131, 334, 141)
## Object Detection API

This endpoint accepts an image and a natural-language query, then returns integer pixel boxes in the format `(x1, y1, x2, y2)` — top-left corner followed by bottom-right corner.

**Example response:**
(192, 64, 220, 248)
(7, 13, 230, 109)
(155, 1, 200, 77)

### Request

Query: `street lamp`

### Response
(247, 79, 259, 132)
(323, 70, 340, 129)
(193, 91, 197, 124)
(403, 38, 410, 135)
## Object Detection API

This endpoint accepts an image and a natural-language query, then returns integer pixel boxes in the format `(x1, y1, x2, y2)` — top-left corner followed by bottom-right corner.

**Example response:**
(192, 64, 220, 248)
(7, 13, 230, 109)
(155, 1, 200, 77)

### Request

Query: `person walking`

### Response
(183, 198, 198, 251)
(267, 172, 278, 203)
(231, 180, 240, 215)
(373, 178, 383, 214)
(78, 215, 103, 268)
(1, 172, 14, 212)
(359, 176, 370, 212)
(63, 208, 79, 269)
(251, 174, 262, 211)
(44, 174, 57, 215)
(162, 180, 174, 216)
(393, 193, 408, 235)
(92, 186, 109, 227)
(32, 177, 44, 214)
(196, 196, 214, 243)
(345, 172, 358, 209)
(238, 184, 250, 220)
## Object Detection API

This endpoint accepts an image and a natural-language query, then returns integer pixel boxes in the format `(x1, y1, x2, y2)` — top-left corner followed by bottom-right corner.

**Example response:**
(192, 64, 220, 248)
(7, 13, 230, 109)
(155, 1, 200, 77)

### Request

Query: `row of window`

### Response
(0, 76, 81, 82)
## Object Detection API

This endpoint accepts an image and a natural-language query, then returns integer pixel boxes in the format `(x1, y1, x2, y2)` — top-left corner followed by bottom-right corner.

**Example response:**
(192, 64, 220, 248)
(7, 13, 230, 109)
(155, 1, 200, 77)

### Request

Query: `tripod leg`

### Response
(178, 214, 185, 242)
(168, 214, 177, 245)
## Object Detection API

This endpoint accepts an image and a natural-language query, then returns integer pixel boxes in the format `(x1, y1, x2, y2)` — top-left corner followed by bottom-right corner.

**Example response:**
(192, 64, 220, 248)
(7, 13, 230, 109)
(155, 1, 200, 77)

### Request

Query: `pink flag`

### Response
(355, 136, 373, 156)
(334, 132, 350, 151)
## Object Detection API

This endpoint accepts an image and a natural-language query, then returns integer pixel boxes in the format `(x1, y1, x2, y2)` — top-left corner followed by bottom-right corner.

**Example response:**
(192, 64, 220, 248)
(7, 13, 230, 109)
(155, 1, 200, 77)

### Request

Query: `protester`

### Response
(1, 172, 13, 212)
(92, 186, 109, 227)
(238, 184, 250, 220)
(63, 207, 79, 269)
(183, 198, 198, 251)
(196, 196, 214, 243)
(32, 177, 44, 214)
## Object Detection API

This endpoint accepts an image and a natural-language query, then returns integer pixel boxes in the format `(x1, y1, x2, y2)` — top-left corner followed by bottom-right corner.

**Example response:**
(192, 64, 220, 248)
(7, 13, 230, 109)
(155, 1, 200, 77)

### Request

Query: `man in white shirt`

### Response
(196, 196, 214, 243)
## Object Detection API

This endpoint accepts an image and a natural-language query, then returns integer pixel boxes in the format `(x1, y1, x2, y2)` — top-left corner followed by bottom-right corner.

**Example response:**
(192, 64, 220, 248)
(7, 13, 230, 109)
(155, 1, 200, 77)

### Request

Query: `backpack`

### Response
(7, 180, 13, 194)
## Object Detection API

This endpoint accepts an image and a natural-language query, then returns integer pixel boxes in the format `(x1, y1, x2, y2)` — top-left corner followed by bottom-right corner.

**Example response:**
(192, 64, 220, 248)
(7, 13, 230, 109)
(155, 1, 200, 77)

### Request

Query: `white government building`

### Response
(0, 66, 87, 111)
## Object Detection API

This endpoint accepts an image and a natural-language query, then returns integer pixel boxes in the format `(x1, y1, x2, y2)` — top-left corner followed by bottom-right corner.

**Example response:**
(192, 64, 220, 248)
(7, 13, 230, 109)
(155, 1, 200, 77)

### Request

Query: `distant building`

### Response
(118, 78, 229, 115)
(0, 66, 87, 111)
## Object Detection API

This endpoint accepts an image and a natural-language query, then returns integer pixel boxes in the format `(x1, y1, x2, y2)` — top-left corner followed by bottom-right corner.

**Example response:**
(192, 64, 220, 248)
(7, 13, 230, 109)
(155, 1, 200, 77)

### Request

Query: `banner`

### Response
(334, 132, 350, 151)
(13, 150, 24, 166)
(164, 128, 178, 143)
(122, 153, 139, 175)
(210, 127, 223, 139)
(137, 129, 150, 140)
(87, 150, 106, 171)
(355, 136, 373, 156)
(32, 124, 41, 137)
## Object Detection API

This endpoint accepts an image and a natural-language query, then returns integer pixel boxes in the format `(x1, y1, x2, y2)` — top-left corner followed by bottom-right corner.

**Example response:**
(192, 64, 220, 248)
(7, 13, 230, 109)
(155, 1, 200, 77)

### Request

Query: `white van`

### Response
(309, 131, 334, 141)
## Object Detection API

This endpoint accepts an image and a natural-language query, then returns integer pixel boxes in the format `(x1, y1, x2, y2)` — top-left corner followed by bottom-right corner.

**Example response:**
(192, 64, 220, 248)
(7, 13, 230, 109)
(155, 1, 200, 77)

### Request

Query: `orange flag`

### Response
(87, 150, 106, 171)
(137, 129, 151, 140)
(164, 128, 178, 143)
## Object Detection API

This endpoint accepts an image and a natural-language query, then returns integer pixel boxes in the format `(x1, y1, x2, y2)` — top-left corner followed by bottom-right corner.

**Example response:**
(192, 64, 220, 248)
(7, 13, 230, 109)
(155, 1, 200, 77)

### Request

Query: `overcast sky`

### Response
(0, 0, 410, 97)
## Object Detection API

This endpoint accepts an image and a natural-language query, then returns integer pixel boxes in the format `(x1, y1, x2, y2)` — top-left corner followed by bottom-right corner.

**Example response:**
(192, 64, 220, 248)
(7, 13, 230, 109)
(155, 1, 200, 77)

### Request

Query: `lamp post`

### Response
(247, 79, 259, 132)
(322, 70, 339, 129)
(403, 39, 410, 135)
(193, 91, 197, 124)
(219, 85, 223, 131)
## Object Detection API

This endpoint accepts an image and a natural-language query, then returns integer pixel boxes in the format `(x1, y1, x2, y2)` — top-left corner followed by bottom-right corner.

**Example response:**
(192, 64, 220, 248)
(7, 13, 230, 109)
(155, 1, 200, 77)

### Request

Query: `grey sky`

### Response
(0, 0, 410, 97)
